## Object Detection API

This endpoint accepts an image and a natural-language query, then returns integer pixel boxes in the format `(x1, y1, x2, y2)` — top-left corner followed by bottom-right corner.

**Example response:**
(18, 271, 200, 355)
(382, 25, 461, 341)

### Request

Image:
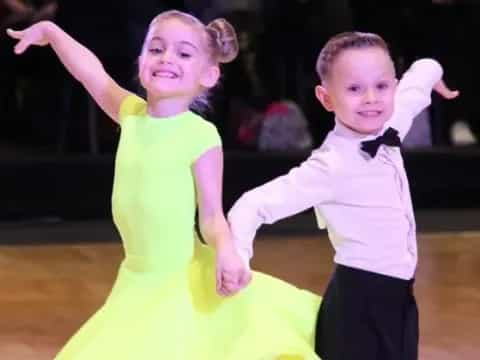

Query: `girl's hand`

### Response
(6, 21, 51, 54)
(216, 243, 252, 297)
(434, 79, 460, 100)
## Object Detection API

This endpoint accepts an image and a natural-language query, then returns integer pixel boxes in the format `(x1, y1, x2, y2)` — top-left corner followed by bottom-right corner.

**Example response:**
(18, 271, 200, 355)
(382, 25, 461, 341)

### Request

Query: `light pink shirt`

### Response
(227, 59, 443, 280)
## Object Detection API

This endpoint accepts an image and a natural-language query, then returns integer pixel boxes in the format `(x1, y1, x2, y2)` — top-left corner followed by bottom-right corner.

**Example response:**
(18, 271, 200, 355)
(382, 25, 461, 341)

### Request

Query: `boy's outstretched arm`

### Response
(228, 149, 336, 265)
(7, 21, 131, 123)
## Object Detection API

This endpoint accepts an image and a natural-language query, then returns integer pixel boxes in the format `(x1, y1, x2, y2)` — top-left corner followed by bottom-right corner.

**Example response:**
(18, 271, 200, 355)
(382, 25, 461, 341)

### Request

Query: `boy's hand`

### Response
(6, 21, 51, 54)
(434, 79, 460, 100)
(215, 243, 252, 297)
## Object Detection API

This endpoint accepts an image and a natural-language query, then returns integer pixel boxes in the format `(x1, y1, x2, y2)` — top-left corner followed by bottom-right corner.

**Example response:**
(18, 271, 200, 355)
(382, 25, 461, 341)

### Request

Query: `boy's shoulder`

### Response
(312, 131, 370, 174)
(308, 142, 343, 175)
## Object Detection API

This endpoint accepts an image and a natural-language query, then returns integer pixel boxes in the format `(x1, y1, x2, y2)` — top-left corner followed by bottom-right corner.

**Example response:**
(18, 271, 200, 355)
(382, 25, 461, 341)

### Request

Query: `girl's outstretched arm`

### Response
(7, 21, 131, 123)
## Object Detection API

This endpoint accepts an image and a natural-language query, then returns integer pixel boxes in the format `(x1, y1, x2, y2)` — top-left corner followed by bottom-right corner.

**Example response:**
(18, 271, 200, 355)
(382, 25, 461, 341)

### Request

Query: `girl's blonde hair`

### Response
(142, 10, 239, 112)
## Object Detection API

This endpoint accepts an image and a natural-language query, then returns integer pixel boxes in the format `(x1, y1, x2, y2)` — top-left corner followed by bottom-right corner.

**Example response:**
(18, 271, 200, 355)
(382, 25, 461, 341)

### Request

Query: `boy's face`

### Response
(139, 18, 219, 100)
(315, 47, 397, 135)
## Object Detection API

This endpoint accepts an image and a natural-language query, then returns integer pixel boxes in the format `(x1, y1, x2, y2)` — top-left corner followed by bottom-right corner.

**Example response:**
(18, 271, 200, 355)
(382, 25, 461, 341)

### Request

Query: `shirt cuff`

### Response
(236, 248, 252, 270)
(410, 58, 443, 86)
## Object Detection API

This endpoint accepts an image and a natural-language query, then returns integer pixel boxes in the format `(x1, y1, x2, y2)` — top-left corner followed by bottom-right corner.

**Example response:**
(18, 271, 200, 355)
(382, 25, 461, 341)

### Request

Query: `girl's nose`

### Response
(159, 48, 173, 63)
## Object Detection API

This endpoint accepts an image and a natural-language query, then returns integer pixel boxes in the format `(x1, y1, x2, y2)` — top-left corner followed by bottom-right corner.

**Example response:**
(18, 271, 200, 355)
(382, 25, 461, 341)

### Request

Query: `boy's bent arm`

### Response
(389, 59, 443, 139)
(227, 149, 335, 263)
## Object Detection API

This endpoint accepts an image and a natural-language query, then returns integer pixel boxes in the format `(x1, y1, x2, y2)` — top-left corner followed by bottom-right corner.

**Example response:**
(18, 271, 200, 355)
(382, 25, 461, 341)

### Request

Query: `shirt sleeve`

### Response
(388, 58, 443, 139)
(118, 95, 147, 124)
(189, 119, 222, 162)
(227, 148, 336, 263)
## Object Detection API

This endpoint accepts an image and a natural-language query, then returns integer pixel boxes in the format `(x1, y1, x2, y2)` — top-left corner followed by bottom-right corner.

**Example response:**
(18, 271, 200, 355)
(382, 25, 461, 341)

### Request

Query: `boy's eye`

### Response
(377, 82, 389, 90)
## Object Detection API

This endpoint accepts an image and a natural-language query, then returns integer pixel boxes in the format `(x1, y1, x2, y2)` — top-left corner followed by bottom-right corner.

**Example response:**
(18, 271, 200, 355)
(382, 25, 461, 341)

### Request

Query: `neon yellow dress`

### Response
(55, 95, 322, 360)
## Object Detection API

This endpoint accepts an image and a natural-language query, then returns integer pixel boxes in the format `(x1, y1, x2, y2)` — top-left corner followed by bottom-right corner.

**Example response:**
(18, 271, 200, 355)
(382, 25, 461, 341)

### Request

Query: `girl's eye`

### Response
(347, 85, 361, 93)
(149, 48, 162, 54)
(179, 52, 192, 59)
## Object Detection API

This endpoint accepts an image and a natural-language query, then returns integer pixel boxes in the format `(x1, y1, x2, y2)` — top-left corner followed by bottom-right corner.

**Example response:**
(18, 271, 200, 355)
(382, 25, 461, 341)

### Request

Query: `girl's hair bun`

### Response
(206, 18, 239, 63)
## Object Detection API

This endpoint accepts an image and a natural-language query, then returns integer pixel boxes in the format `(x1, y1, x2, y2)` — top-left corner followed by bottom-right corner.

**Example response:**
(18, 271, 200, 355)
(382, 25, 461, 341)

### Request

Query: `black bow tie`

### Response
(360, 127, 401, 158)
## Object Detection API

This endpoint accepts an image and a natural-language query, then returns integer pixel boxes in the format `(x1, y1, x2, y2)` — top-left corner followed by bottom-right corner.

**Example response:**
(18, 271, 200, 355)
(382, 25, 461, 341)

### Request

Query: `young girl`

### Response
(227, 32, 459, 360)
(7, 10, 322, 359)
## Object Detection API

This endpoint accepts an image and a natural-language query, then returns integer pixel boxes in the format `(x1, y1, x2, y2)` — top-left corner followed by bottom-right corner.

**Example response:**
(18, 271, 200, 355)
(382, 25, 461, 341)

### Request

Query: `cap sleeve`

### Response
(188, 117, 222, 162)
(118, 95, 147, 124)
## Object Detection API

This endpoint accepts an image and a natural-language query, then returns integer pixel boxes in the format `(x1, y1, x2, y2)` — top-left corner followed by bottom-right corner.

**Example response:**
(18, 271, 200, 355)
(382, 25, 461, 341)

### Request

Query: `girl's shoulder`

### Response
(183, 113, 222, 160)
(184, 112, 220, 135)
(118, 95, 147, 122)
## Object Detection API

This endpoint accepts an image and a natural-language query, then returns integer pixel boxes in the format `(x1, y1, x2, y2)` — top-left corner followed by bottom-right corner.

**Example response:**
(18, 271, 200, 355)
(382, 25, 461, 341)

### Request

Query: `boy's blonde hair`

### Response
(316, 32, 390, 83)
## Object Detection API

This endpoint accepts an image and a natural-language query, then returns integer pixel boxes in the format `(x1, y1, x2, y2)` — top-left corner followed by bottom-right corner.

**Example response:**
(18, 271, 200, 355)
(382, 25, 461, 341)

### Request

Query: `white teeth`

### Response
(153, 71, 177, 78)
(359, 111, 381, 117)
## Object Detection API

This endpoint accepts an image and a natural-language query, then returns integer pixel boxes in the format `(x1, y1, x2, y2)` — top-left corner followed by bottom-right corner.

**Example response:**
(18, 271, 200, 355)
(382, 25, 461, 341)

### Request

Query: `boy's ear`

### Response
(315, 85, 334, 112)
(200, 65, 220, 88)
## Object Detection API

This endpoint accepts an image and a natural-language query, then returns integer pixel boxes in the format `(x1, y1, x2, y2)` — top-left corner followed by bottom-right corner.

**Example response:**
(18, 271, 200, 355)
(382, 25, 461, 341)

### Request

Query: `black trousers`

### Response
(315, 265, 418, 360)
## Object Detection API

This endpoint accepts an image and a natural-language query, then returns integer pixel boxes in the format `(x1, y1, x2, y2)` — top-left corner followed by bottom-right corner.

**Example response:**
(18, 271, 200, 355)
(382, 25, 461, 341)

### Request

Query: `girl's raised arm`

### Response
(7, 21, 132, 123)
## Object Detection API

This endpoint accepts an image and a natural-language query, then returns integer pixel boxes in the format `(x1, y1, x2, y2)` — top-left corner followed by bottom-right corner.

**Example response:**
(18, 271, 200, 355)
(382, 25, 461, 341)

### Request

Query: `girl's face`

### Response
(139, 17, 219, 101)
(315, 47, 397, 135)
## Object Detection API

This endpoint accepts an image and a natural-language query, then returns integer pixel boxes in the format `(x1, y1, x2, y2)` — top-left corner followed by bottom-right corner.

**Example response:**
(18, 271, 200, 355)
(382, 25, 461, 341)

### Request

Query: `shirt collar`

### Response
(332, 117, 385, 141)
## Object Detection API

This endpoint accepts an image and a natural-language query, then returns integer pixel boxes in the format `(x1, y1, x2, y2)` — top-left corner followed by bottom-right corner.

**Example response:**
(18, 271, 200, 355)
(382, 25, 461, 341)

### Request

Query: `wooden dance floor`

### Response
(1, 224, 479, 359)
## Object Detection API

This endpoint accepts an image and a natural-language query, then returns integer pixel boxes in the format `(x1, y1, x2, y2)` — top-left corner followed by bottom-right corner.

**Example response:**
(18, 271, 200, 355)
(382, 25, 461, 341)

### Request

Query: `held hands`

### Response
(434, 79, 460, 100)
(215, 243, 252, 297)
(6, 21, 51, 54)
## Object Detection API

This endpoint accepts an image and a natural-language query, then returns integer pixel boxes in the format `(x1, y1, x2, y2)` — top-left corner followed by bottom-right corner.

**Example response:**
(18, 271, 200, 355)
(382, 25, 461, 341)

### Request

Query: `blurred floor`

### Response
(0, 217, 479, 359)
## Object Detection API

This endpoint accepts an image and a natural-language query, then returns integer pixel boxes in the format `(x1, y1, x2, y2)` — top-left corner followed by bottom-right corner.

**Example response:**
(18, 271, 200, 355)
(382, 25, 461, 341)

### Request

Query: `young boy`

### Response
(227, 32, 458, 360)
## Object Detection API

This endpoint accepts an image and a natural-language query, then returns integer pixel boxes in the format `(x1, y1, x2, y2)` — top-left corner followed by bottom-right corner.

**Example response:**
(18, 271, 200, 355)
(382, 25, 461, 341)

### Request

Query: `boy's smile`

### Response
(316, 47, 397, 135)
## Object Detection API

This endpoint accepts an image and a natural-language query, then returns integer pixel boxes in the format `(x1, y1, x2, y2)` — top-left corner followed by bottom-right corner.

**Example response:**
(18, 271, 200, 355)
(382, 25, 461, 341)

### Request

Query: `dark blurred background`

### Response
(1, 0, 480, 223)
